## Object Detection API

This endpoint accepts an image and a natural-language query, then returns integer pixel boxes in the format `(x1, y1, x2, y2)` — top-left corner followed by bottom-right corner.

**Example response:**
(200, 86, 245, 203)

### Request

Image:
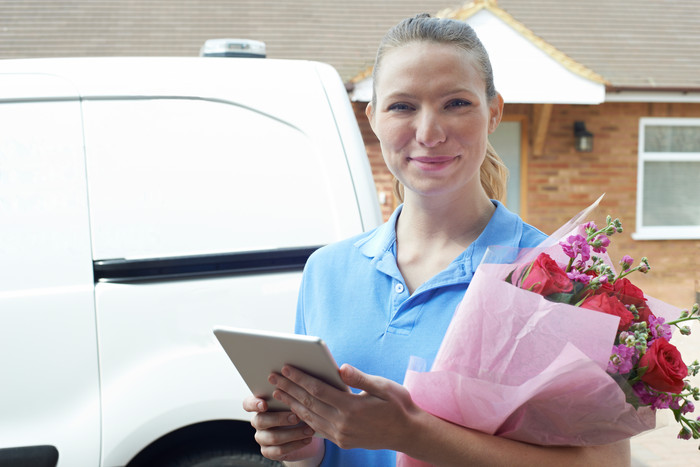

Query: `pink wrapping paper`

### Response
(397, 197, 683, 466)
(397, 261, 662, 466)
(404, 261, 656, 442)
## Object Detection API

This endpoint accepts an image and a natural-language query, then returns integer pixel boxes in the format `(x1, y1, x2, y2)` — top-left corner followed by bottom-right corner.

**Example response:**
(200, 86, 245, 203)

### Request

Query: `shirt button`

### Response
(395, 283, 405, 293)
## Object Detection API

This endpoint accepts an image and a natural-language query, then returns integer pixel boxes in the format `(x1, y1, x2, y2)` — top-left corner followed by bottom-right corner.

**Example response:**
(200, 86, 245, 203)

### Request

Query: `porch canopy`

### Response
(350, 8, 607, 105)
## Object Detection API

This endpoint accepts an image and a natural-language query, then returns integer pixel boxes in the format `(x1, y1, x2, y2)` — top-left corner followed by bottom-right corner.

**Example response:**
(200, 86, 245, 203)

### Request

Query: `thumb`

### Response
(339, 364, 390, 396)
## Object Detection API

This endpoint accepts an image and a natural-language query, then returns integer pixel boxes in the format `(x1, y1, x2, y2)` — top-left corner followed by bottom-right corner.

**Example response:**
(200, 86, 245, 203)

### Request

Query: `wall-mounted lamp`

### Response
(574, 121, 594, 152)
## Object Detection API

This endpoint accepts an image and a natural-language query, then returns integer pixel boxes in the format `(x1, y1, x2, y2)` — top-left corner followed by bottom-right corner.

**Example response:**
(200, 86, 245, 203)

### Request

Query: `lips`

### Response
(410, 156, 456, 163)
(408, 155, 458, 171)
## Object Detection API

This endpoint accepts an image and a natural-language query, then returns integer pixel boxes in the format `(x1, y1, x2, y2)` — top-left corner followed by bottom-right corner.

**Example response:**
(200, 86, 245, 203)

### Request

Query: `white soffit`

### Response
(350, 9, 606, 105)
(468, 10, 605, 104)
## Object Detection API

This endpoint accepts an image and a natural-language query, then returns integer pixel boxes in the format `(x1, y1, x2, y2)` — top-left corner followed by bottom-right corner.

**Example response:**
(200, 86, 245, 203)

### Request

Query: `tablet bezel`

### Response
(213, 326, 348, 412)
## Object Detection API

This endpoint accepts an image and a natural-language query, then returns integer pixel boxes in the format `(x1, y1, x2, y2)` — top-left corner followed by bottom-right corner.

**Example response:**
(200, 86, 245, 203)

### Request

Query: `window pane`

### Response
(642, 161, 700, 226)
(644, 125, 700, 152)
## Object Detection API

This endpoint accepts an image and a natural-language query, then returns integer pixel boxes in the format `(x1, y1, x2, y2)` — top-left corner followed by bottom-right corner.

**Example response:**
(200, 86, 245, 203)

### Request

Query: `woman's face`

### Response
(367, 41, 503, 202)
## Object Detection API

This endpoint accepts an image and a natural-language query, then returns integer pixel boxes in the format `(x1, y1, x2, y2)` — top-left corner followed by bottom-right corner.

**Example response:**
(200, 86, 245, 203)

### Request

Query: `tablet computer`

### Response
(213, 326, 348, 412)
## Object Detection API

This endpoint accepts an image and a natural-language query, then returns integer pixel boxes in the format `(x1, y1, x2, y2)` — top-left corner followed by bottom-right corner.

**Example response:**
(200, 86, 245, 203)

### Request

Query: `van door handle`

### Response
(93, 246, 322, 283)
(0, 445, 59, 467)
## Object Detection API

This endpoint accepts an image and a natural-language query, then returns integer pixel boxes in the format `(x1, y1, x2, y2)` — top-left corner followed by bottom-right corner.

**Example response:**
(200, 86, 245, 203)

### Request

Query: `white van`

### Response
(0, 57, 381, 466)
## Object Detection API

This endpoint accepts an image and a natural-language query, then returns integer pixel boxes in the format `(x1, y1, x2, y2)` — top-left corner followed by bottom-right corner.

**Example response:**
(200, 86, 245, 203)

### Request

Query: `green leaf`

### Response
(673, 408, 682, 422)
(545, 292, 577, 304)
(637, 366, 648, 378)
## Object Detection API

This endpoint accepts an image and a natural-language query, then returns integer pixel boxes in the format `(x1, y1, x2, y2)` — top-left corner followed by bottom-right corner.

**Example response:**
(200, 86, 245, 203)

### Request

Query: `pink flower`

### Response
(591, 235, 611, 254)
(567, 269, 591, 284)
(608, 344, 637, 374)
(560, 235, 591, 262)
(633, 383, 674, 410)
(620, 255, 634, 270)
(648, 315, 673, 341)
(682, 401, 696, 415)
(583, 221, 598, 233)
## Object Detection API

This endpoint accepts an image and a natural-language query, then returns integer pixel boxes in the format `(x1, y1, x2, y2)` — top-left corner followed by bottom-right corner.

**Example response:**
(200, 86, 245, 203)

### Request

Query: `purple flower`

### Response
(671, 398, 682, 411)
(682, 401, 695, 415)
(583, 221, 598, 232)
(560, 235, 591, 262)
(678, 428, 693, 440)
(634, 382, 657, 405)
(591, 234, 611, 254)
(608, 344, 637, 374)
(652, 393, 674, 410)
(633, 382, 673, 409)
(649, 315, 673, 341)
(620, 255, 634, 270)
(567, 269, 591, 284)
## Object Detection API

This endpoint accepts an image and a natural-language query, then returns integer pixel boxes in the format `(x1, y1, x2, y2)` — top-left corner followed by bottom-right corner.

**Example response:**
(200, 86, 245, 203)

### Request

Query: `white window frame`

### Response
(633, 117, 700, 240)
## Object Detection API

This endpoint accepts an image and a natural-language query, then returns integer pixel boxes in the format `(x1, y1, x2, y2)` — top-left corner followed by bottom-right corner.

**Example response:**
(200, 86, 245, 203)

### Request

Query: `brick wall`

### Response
(352, 100, 700, 309)
(528, 101, 700, 309)
(352, 101, 397, 220)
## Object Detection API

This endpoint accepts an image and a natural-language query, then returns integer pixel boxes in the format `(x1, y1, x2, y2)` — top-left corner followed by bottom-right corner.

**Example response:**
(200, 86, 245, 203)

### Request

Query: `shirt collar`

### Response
(356, 201, 523, 274)
(468, 200, 523, 273)
(355, 204, 402, 260)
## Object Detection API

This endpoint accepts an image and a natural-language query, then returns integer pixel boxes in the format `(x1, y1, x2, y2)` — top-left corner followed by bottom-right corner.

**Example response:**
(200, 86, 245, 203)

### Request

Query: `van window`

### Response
(83, 98, 353, 260)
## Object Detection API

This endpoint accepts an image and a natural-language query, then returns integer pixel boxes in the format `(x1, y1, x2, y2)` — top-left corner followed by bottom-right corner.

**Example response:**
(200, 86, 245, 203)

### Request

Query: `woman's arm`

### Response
(270, 364, 631, 466)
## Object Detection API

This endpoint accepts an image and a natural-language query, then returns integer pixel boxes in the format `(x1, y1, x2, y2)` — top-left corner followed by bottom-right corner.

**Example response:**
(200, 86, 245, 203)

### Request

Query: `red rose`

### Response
(613, 278, 651, 322)
(580, 293, 634, 331)
(639, 338, 688, 394)
(520, 253, 573, 296)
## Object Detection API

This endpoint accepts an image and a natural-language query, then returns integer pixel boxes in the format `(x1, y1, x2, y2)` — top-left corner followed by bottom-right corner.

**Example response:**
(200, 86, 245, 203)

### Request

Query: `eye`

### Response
(387, 102, 414, 112)
(446, 99, 471, 109)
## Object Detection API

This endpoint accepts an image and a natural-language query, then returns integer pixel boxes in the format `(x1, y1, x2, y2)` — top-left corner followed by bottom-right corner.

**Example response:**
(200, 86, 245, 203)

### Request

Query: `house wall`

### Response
(352, 100, 700, 310)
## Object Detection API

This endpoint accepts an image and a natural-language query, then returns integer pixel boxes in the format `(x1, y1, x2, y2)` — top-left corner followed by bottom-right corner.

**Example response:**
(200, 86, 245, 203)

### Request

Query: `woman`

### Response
(244, 14, 631, 466)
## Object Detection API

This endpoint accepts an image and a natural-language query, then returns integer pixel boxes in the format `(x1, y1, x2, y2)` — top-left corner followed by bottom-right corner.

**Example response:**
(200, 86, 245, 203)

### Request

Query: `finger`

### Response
(242, 395, 268, 413)
(255, 421, 314, 445)
(271, 370, 337, 420)
(259, 435, 322, 463)
(251, 410, 303, 431)
(339, 364, 393, 397)
(260, 437, 314, 462)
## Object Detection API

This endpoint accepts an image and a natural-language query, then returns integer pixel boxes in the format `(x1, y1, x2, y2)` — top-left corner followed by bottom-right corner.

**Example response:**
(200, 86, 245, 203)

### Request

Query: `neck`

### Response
(396, 190, 495, 248)
(392, 189, 496, 294)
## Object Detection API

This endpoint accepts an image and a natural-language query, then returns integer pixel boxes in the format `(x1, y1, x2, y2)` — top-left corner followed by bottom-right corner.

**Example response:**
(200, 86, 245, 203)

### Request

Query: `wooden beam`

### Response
(532, 103, 553, 156)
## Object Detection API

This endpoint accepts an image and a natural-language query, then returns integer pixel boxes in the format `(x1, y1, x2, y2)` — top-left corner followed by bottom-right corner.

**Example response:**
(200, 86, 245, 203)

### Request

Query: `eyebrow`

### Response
(382, 88, 479, 102)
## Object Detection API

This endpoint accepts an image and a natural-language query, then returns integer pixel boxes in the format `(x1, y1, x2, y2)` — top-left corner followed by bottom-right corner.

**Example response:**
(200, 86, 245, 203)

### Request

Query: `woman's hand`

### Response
(269, 363, 419, 452)
(242, 395, 324, 463)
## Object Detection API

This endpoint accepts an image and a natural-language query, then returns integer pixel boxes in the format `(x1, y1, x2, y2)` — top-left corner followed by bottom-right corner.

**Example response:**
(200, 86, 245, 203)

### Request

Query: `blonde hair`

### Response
(373, 13, 508, 202)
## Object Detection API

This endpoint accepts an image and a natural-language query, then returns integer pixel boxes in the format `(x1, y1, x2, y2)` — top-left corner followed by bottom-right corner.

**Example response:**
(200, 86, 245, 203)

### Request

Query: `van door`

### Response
(0, 75, 100, 466)
(81, 87, 365, 463)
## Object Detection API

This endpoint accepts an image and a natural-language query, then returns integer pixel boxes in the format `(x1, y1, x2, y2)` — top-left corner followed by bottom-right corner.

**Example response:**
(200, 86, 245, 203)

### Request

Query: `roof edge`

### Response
(607, 85, 700, 93)
(437, 0, 609, 86)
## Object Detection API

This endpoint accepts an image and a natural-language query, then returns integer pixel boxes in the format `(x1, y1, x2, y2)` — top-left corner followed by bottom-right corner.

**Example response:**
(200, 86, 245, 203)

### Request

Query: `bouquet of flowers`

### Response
(398, 200, 700, 466)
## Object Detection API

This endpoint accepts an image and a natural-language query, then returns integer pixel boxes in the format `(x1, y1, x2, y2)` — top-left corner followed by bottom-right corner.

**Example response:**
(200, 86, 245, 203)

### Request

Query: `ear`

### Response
(487, 93, 504, 134)
(365, 102, 378, 135)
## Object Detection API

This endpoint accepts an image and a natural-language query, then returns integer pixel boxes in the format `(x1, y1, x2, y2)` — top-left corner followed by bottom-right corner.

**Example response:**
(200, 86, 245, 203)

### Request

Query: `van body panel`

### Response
(0, 83, 101, 466)
(0, 57, 381, 466)
(95, 272, 301, 465)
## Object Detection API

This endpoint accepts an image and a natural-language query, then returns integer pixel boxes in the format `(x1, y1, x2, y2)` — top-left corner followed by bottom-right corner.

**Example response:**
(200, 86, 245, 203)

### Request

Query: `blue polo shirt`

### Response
(295, 201, 546, 466)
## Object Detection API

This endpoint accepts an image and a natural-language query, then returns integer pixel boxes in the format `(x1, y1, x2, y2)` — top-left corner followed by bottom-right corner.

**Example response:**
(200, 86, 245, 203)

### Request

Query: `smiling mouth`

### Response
(408, 156, 458, 172)
(410, 156, 456, 163)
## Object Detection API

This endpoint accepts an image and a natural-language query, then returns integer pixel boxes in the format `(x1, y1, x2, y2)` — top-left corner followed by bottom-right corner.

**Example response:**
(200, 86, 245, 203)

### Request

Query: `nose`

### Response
(415, 109, 446, 147)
